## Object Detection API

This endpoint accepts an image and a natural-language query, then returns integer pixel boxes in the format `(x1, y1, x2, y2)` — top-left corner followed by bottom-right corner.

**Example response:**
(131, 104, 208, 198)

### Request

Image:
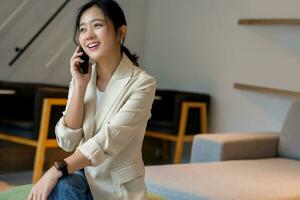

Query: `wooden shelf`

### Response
(234, 83, 300, 95)
(238, 19, 300, 25)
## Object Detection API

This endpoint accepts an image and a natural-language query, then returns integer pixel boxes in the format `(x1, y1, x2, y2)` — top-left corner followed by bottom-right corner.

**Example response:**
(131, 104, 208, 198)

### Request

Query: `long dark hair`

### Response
(73, 0, 139, 66)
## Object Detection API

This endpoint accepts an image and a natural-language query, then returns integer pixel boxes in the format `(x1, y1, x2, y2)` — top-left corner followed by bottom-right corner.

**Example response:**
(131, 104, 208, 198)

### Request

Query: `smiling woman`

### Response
(77, 6, 123, 64)
(73, 0, 139, 67)
(27, 1, 156, 200)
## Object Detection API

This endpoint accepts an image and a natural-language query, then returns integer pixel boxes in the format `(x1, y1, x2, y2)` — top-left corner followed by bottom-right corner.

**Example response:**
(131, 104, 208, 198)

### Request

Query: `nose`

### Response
(86, 28, 96, 40)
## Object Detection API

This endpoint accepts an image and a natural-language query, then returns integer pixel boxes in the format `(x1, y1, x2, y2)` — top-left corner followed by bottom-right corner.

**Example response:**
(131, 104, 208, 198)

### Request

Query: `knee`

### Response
(56, 174, 86, 191)
(49, 174, 87, 199)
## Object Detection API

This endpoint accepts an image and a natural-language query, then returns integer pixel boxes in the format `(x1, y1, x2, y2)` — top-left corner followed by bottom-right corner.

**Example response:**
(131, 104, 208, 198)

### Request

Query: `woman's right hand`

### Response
(70, 46, 92, 89)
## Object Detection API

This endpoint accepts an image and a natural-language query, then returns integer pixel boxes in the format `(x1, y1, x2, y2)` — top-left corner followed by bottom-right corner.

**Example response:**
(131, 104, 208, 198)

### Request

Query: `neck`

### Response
(95, 51, 122, 91)
(96, 51, 122, 79)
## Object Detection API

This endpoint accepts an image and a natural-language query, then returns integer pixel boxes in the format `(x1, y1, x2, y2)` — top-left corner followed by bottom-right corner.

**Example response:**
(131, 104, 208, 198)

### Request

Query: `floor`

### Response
(0, 171, 32, 192)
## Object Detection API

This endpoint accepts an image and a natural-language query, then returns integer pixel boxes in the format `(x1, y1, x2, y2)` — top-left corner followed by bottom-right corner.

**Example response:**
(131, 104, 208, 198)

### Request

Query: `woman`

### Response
(28, 0, 156, 199)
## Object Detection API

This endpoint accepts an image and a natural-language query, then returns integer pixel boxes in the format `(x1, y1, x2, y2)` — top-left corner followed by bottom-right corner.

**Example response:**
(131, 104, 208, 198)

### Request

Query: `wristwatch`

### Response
(54, 159, 69, 177)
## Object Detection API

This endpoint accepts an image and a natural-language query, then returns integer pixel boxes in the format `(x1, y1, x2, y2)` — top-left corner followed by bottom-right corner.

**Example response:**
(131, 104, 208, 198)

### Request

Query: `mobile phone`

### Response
(78, 47, 89, 74)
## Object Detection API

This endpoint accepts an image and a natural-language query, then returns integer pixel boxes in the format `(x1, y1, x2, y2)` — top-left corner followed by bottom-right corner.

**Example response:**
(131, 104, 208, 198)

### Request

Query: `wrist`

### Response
(74, 81, 88, 91)
(51, 166, 63, 179)
(74, 83, 87, 100)
(54, 159, 69, 178)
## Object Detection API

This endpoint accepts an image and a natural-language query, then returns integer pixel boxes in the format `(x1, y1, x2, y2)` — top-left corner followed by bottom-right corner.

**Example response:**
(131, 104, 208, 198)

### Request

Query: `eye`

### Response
(79, 27, 86, 33)
(94, 23, 103, 28)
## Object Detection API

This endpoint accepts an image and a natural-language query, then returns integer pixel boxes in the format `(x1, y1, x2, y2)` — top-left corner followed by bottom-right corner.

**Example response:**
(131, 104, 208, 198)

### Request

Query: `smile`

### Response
(87, 42, 100, 50)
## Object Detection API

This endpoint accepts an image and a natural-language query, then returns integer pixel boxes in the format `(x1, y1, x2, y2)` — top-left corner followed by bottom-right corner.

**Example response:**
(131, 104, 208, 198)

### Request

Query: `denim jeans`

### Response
(48, 169, 94, 200)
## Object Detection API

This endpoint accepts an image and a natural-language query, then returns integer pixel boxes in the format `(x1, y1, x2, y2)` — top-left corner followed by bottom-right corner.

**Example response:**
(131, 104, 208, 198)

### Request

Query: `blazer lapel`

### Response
(94, 55, 134, 133)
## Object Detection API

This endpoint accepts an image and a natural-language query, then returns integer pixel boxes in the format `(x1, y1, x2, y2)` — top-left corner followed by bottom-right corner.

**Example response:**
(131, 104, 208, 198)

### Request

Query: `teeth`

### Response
(88, 43, 99, 48)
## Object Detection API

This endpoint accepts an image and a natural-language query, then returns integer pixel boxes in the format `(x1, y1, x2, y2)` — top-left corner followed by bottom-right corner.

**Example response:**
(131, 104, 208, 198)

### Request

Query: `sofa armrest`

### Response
(190, 132, 280, 163)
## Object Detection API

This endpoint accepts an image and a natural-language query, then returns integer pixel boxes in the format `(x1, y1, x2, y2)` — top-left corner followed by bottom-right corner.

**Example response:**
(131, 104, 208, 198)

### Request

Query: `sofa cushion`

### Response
(145, 158, 300, 200)
(0, 119, 34, 139)
(0, 119, 33, 130)
(191, 132, 279, 163)
(278, 100, 300, 160)
(0, 126, 34, 139)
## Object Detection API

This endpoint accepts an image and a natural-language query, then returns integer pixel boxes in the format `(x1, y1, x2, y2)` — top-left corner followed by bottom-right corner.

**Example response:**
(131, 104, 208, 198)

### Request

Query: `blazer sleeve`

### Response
(55, 79, 84, 152)
(78, 73, 156, 166)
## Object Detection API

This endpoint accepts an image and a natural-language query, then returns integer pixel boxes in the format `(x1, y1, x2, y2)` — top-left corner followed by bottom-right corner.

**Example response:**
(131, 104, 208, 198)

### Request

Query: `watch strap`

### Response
(54, 159, 69, 177)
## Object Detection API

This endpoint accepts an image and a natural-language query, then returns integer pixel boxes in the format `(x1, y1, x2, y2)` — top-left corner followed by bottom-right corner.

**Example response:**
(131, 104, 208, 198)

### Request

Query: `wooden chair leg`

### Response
(32, 141, 46, 183)
(173, 138, 184, 164)
(173, 101, 208, 164)
(32, 98, 52, 183)
(173, 102, 189, 164)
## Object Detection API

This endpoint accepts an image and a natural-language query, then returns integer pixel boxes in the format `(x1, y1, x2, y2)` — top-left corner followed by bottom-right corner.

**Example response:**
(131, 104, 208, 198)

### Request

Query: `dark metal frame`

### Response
(9, 0, 70, 66)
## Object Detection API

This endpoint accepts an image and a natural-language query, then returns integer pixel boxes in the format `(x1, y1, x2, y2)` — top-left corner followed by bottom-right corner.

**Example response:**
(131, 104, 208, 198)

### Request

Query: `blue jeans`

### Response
(48, 169, 94, 200)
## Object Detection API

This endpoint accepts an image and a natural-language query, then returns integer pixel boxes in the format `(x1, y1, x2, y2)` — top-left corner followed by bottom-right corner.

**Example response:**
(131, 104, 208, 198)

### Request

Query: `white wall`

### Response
(0, 0, 146, 86)
(143, 0, 300, 132)
(2, 0, 300, 132)
(117, 0, 146, 64)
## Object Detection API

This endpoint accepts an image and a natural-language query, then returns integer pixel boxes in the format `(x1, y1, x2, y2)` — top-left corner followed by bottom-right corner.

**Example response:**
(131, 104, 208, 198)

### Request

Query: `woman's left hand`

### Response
(27, 166, 62, 200)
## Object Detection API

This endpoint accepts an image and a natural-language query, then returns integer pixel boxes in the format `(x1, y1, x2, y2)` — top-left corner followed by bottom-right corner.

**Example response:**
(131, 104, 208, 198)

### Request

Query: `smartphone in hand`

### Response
(78, 47, 89, 74)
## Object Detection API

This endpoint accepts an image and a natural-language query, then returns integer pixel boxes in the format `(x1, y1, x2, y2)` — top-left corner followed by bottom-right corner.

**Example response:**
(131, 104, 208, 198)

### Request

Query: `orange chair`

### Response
(146, 90, 210, 163)
(0, 83, 67, 183)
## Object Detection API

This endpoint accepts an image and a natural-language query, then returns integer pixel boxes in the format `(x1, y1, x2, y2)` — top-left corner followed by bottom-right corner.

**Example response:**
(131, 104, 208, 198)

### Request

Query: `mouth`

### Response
(87, 42, 100, 51)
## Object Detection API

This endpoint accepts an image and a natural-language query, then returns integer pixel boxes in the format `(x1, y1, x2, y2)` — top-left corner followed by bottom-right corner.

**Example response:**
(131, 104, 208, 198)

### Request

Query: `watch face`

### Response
(55, 159, 69, 177)
(56, 160, 66, 169)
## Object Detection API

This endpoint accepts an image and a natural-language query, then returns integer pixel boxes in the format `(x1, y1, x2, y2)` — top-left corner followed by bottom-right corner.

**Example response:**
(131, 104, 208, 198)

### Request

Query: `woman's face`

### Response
(78, 6, 120, 61)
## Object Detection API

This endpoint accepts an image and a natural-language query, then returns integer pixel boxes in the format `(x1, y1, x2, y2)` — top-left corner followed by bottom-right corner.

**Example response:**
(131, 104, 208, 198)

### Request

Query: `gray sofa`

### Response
(145, 100, 300, 200)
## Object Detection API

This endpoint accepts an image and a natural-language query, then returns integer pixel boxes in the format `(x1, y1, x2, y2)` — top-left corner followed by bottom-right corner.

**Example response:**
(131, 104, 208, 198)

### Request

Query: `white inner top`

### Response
(96, 88, 104, 110)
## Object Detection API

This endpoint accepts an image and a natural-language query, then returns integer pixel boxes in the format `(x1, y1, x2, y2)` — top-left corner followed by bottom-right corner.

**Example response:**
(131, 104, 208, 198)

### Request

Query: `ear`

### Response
(118, 25, 127, 40)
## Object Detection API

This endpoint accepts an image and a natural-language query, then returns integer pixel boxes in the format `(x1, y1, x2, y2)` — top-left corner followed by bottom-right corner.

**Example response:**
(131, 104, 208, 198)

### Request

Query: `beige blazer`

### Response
(55, 55, 156, 200)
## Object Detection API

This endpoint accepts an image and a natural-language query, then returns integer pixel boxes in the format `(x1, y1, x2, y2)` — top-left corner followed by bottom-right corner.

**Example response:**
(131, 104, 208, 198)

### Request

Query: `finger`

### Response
(33, 193, 37, 200)
(71, 57, 84, 67)
(71, 51, 83, 60)
(72, 57, 84, 63)
(72, 47, 80, 58)
(71, 59, 84, 69)
(71, 47, 83, 59)
(75, 46, 81, 54)
(75, 51, 84, 56)
(27, 191, 33, 200)
(32, 192, 36, 200)
(41, 194, 47, 200)
(71, 53, 84, 65)
(36, 193, 42, 200)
